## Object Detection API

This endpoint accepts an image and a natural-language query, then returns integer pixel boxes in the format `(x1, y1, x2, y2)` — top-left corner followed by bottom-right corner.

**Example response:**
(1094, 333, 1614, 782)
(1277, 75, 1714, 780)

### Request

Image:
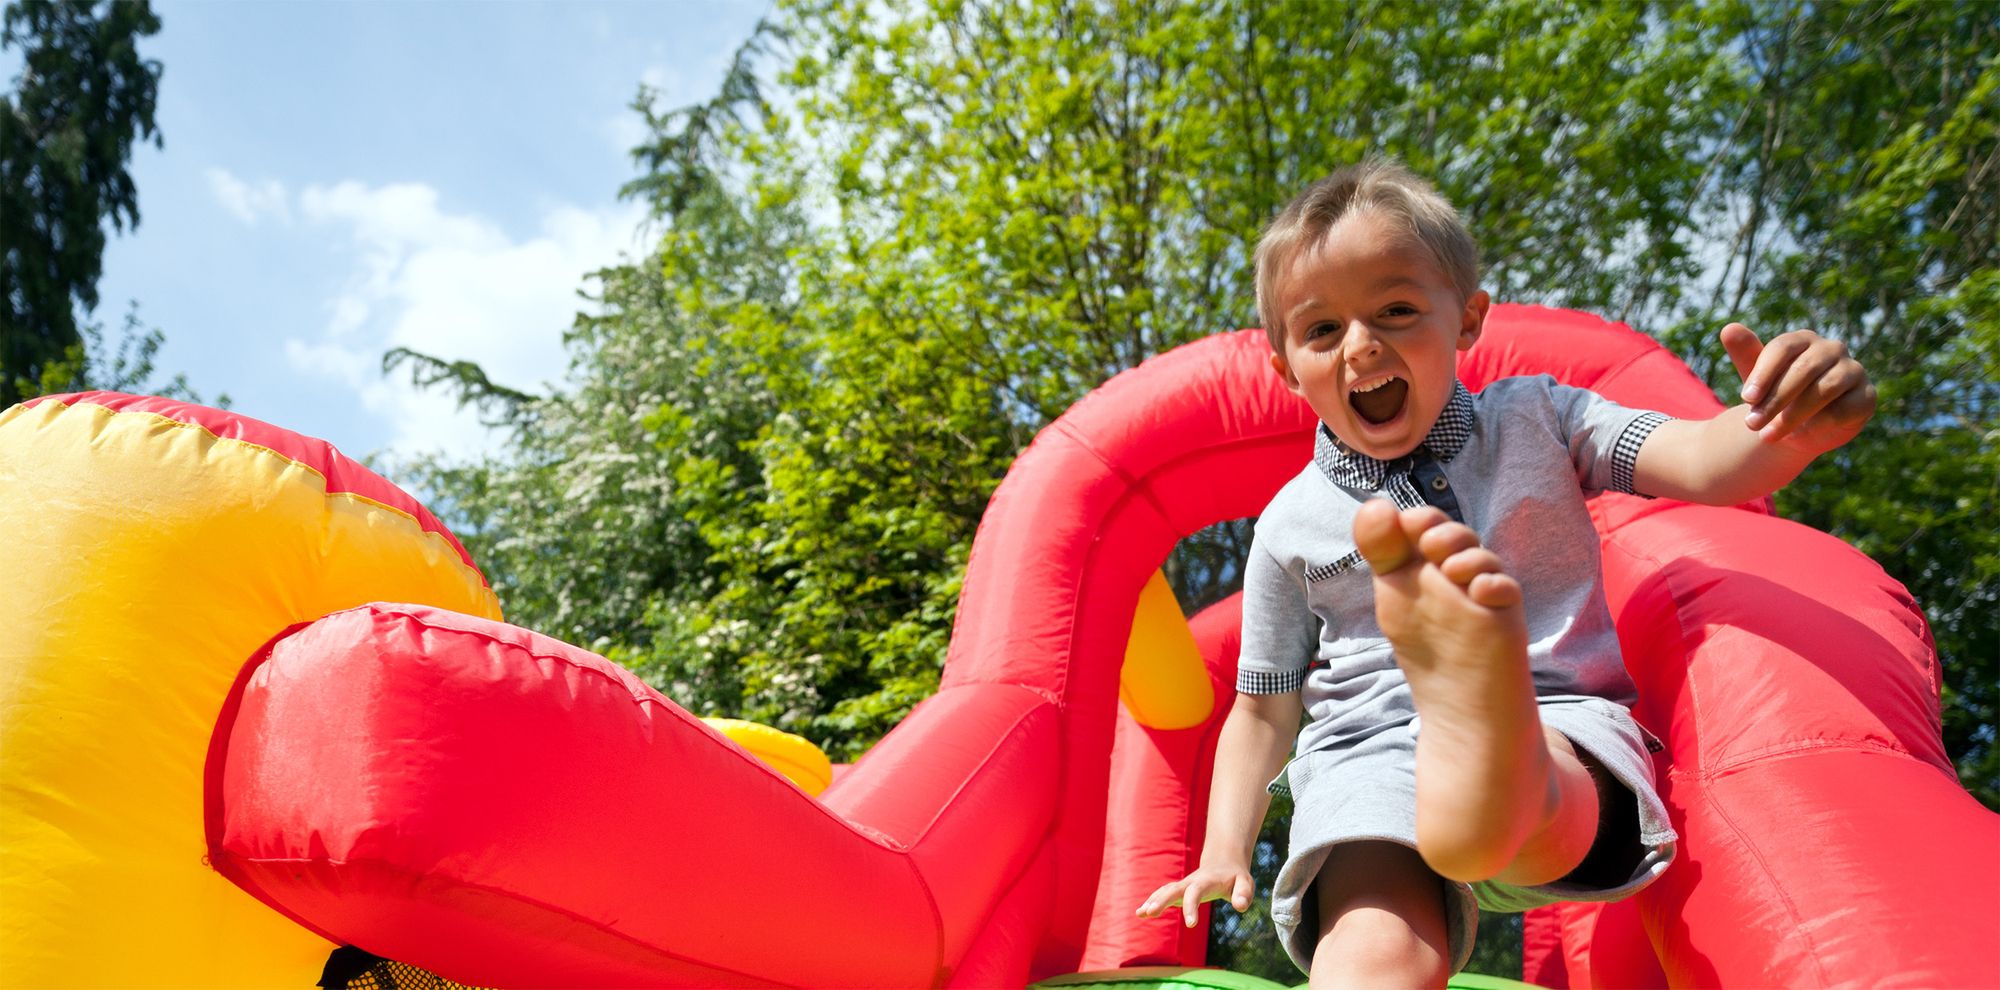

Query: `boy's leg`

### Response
(1352, 502, 1599, 885)
(1309, 841, 1451, 989)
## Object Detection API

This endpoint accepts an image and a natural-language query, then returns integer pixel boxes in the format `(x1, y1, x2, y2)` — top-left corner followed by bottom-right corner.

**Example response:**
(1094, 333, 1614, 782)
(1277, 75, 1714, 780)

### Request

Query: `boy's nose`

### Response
(1343, 321, 1383, 359)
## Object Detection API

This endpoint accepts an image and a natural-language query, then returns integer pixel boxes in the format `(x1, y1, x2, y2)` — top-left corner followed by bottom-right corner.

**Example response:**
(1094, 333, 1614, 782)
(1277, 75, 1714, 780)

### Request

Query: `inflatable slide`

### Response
(1, 305, 1993, 987)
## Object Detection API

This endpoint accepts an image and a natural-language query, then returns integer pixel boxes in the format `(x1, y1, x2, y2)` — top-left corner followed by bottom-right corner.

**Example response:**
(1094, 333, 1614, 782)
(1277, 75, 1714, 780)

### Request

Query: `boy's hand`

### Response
(1136, 866, 1255, 928)
(1721, 323, 1876, 453)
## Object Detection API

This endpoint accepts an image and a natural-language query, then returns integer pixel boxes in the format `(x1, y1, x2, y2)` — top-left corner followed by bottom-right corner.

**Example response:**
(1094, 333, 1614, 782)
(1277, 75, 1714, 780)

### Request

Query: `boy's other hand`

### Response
(1136, 866, 1255, 928)
(1721, 323, 1876, 452)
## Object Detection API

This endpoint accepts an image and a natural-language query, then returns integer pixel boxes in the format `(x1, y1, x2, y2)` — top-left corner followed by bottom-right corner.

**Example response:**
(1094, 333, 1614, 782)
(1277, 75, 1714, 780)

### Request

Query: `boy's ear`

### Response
(1457, 290, 1491, 351)
(1269, 349, 1303, 394)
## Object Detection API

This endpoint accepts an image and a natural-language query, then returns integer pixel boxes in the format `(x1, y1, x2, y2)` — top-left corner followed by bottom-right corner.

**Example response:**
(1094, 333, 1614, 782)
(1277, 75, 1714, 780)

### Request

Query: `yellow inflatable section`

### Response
(1117, 571, 1212, 730)
(0, 395, 502, 988)
(702, 718, 836, 796)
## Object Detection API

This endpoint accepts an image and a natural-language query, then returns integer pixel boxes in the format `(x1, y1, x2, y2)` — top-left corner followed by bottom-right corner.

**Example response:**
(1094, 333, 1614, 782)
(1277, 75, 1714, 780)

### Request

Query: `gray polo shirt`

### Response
(1237, 376, 1670, 760)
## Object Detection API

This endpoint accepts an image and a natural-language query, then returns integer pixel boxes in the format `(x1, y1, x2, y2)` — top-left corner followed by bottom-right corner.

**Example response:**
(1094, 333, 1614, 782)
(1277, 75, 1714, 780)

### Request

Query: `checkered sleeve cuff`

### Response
(1236, 667, 1306, 694)
(1611, 411, 1672, 496)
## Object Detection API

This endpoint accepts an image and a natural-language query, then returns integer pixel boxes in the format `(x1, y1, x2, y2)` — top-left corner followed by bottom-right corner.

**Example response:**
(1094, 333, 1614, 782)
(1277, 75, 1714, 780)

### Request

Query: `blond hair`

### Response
(1254, 158, 1479, 350)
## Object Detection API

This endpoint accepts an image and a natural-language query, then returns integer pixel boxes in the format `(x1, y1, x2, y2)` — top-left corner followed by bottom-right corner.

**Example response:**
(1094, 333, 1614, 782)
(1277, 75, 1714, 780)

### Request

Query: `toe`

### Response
(1439, 546, 1507, 588)
(1417, 521, 1482, 566)
(1467, 571, 1524, 609)
(1397, 506, 1452, 549)
(1354, 499, 1419, 574)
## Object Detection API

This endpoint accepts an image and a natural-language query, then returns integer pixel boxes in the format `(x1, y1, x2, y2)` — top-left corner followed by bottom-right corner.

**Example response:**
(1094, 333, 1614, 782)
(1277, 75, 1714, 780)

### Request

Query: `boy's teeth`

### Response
(1353, 376, 1398, 394)
(1349, 377, 1409, 425)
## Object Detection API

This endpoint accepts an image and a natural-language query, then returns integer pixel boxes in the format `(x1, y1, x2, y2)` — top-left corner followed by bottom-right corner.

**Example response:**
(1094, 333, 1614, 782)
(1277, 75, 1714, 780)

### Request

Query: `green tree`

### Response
(0, 0, 162, 406)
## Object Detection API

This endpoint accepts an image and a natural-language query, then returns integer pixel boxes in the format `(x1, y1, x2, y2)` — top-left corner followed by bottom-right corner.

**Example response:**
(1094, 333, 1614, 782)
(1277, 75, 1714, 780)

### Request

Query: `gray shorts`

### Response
(1269, 697, 1677, 975)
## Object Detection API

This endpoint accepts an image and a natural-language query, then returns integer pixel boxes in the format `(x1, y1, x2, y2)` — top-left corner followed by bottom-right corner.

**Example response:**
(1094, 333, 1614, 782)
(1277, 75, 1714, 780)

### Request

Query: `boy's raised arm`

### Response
(1634, 323, 1876, 506)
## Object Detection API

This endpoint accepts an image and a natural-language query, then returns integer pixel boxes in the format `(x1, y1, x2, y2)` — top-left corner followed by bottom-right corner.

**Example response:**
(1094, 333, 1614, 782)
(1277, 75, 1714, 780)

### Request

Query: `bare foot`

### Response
(1352, 500, 1554, 882)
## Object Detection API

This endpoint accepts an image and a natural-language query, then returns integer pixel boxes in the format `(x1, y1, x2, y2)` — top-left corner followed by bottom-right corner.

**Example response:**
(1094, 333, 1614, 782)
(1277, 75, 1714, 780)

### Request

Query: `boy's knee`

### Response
(1309, 843, 1452, 984)
(1317, 906, 1451, 984)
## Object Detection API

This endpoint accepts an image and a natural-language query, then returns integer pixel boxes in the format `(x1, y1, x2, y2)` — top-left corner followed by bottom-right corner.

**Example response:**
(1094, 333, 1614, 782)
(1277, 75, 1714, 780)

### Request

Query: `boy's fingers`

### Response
(1184, 879, 1226, 927)
(1746, 340, 1840, 435)
(1767, 360, 1870, 441)
(1836, 375, 1879, 423)
(1740, 331, 1816, 428)
(1719, 323, 1764, 400)
(1232, 874, 1254, 911)
(1136, 882, 1178, 917)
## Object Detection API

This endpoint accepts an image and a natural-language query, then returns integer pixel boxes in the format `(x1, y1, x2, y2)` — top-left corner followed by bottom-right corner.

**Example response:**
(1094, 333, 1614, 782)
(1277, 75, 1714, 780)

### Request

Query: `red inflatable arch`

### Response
(207, 305, 1998, 986)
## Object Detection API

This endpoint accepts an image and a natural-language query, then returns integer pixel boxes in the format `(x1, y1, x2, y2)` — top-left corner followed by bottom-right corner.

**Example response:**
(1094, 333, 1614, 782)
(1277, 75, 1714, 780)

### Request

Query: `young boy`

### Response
(1136, 159, 1875, 985)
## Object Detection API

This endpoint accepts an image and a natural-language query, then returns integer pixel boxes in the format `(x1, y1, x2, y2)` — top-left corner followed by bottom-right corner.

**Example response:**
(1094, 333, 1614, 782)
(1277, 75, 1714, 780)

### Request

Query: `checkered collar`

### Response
(1313, 380, 1476, 490)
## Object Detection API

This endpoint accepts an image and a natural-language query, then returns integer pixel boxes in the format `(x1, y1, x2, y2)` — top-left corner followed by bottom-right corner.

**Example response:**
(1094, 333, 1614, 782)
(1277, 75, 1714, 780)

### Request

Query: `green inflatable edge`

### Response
(1030, 968, 1288, 990)
(1031, 968, 1537, 990)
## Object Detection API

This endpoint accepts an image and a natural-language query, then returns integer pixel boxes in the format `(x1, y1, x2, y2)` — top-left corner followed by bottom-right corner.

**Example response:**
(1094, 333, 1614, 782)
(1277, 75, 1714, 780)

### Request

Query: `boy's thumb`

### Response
(1720, 323, 1763, 384)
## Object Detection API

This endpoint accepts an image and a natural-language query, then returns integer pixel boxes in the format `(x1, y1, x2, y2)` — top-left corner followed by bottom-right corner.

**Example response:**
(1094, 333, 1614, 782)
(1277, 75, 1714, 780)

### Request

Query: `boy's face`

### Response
(1269, 211, 1489, 461)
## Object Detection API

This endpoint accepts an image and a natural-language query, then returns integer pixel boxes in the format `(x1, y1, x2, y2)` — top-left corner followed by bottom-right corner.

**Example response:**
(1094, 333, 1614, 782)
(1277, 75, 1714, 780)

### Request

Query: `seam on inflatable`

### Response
(219, 855, 809, 988)
(947, 838, 1057, 986)
(1047, 416, 1312, 544)
(1607, 531, 1708, 774)
(1614, 523, 1940, 782)
(361, 604, 903, 848)
(897, 850, 949, 986)
(1625, 525, 1835, 986)
(1011, 423, 1305, 705)
(205, 618, 326, 950)
(324, 490, 504, 612)
(369, 605, 681, 707)
(1051, 417, 1181, 542)
(906, 688, 1058, 848)
(1675, 738, 1950, 782)
(1039, 421, 1126, 711)
(1696, 785, 1834, 987)
(39, 396, 490, 585)
(893, 690, 1052, 979)
(839, 817, 902, 848)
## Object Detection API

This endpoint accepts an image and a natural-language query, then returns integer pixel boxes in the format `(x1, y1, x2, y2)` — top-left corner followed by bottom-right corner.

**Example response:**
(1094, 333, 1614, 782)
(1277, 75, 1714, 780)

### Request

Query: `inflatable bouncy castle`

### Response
(1, 305, 1994, 988)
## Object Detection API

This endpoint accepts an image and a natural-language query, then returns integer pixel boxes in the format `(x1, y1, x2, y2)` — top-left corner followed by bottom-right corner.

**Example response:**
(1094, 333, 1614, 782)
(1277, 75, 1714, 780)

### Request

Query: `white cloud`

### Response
(301, 181, 505, 254)
(283, 180, 646, 458)
(205, 168, 290, 225)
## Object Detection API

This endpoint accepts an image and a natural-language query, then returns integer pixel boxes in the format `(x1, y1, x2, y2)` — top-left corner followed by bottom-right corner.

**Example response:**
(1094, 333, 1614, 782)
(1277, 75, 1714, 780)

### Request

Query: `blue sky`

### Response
(44, 0, 771, 463)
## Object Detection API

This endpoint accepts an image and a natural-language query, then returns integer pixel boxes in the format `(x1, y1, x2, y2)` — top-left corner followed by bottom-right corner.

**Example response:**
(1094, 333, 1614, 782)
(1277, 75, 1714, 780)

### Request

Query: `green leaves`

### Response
(1, 0, 163, 406)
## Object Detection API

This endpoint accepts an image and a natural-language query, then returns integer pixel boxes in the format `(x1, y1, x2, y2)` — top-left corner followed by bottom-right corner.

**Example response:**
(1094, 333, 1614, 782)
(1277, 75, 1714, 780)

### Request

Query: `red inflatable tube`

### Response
(1083, 595, 1243, 970)
(209, 604, 1060, 988)
(1603, 498, 1997, 987)
(209, 305, 1999, 986)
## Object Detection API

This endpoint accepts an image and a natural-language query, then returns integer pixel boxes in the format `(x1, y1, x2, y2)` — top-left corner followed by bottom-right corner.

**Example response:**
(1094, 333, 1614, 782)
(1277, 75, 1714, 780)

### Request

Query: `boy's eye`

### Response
(1305, 322, 1338, 341)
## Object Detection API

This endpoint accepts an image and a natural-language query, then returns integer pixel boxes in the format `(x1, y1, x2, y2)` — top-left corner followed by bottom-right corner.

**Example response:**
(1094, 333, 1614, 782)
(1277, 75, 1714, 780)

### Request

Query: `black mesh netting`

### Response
(318, 946, 489, 990)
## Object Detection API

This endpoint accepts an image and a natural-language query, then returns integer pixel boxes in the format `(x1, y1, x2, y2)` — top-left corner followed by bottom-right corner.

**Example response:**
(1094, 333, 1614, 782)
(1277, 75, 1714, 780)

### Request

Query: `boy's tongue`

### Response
(1351, 378, 1408, 425)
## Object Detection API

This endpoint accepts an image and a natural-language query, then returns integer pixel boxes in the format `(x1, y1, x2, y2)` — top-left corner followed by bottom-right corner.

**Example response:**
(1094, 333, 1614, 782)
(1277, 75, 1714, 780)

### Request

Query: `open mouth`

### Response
(1349, 377, 1408, 425)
